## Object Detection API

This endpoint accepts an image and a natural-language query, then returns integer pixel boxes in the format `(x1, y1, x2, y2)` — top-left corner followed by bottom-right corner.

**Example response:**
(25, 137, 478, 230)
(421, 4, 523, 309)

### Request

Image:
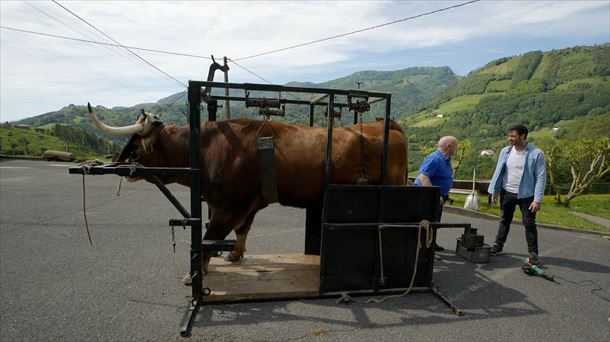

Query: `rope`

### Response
(255, 118, 273, 138)
(81, 173, 93, 246)
(116, 177, 123, 196)
(336, 220, 432, 305)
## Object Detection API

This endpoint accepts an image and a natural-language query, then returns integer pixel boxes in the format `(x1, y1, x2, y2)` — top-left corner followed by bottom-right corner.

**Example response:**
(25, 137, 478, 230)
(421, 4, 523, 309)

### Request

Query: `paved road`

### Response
(1, 159, 609, 341)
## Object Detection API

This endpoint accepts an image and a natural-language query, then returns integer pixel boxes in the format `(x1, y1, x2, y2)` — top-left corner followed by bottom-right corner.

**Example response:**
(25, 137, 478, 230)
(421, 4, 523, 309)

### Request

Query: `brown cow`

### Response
(88, 104, 408, 275)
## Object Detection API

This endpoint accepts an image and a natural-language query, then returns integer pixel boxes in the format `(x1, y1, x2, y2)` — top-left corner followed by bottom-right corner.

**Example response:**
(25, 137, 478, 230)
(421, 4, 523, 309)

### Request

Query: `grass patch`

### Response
(486, 80, 510, 92)
(435, 94, 485, 114)
(0, 127, 104, 161)
(447, 193, 609, 233)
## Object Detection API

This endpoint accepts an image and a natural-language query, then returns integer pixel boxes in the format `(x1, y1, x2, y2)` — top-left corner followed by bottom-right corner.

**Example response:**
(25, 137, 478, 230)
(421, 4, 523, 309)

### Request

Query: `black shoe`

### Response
(434, 244, 445, 251)
(490, 244, 503, 256)
(527, 253, 540, 265)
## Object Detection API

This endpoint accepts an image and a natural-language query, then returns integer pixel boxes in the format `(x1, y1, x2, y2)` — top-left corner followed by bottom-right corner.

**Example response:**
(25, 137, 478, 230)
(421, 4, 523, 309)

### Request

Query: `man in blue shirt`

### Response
(415, 136, 458, 251)
(487, 124, 546, 265)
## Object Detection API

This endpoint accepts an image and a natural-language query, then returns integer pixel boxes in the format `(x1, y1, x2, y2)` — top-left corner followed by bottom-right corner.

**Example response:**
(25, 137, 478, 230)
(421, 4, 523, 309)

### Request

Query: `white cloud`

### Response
(1, 1, 608, 122)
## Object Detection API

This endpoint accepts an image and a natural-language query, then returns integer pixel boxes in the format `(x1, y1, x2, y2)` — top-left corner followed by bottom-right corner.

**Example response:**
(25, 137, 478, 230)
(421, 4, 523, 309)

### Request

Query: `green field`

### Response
(0, 127, 103, 160)
(448, 194, 610, 233)
(412, 94, 487, 127)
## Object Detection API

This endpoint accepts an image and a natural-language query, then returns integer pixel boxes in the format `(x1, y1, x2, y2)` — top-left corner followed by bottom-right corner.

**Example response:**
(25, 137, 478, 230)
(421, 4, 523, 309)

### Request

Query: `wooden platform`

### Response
(203, 254, 320, 302)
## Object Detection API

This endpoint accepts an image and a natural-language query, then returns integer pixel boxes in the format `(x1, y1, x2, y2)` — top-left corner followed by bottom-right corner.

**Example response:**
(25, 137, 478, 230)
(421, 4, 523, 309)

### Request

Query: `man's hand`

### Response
(529, 201, 541, 213)
(491, 193, 498, 205)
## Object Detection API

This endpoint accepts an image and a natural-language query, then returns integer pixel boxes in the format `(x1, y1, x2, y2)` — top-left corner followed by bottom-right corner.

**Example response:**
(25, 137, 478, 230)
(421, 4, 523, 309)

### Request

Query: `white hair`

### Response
(438, 136, 457, 149)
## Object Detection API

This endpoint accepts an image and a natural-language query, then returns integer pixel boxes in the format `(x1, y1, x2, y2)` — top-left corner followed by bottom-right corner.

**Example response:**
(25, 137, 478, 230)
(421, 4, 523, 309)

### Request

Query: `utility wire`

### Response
(228, 59, 274, 85)
(228, 58, 300, 100)
(52, 0, 187, 88)
(233, 0, 480, 61)
(0, 26, 212, 60)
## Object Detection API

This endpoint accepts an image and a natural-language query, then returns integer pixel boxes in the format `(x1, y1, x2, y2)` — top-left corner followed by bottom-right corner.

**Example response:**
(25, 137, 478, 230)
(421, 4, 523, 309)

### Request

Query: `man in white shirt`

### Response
(487, 124, 547, 265)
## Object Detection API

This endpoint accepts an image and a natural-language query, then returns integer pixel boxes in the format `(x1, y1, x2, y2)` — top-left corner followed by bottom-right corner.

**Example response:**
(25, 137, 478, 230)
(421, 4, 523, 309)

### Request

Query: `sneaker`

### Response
(434, 244, 445, 251)
(490, 244, 503, 256)
(527, 253, 540, 265)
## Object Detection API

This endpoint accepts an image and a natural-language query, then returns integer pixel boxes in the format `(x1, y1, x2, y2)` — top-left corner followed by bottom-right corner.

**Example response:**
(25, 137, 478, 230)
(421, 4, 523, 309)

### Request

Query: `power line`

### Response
(0, 26, 212, 60)
(0, 25, 275, 89)
(233, 0, 480, 61)
(228, 59, 274, 85)
(228, 59, 300, 100)
(52, 0, 187, 89)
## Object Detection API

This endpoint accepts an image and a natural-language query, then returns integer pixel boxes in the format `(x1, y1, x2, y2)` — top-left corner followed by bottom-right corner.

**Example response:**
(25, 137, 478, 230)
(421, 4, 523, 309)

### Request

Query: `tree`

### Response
(418, 138, 473, 176)
(547, 137, 610, 206)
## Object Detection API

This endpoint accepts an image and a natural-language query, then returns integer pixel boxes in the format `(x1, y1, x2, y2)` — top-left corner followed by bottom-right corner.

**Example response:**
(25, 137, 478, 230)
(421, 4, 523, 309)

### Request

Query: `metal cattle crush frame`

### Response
(70, 77, 469, 337)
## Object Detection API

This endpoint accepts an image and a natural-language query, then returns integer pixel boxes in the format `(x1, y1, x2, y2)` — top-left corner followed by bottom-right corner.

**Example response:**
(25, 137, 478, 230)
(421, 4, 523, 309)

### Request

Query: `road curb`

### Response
(444, 205, 608, 236)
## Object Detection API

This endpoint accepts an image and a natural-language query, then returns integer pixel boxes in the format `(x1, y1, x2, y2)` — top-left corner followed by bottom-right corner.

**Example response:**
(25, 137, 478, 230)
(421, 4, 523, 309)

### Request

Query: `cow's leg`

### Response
(200, 211, 246, 275)
(226, 210, 257, 261)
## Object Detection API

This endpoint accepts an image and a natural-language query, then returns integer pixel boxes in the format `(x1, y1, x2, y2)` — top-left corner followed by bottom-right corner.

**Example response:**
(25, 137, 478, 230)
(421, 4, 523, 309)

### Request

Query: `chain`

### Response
(171, 226, 176, 253)
(357, 113, 368, 184)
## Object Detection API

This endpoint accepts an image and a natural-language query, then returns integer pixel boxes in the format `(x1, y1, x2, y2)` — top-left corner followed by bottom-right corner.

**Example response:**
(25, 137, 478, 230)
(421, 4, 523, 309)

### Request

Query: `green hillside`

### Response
(10, 44, 609, 184)
(0, 125, 120, 161)
(16, 66, 458, 131)
(406, 44, 610, 179)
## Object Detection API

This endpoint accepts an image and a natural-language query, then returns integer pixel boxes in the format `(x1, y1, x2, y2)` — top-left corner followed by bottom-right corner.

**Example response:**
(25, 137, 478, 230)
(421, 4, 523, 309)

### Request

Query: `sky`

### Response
(1, 0, 608, 122)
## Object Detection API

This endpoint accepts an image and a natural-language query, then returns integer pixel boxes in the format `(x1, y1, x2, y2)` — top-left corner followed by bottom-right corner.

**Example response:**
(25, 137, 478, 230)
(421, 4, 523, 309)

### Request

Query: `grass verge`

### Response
(447, 193, 609, 233)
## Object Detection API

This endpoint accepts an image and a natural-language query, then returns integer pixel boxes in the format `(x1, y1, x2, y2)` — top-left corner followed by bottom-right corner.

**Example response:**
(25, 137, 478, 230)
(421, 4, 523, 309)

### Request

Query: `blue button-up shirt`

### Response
(487, 144, 547, 203)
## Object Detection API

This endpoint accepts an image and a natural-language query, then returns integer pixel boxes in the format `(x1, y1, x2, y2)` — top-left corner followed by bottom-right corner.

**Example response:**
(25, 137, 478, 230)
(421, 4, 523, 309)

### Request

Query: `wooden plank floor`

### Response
(202, 254, 320, 302)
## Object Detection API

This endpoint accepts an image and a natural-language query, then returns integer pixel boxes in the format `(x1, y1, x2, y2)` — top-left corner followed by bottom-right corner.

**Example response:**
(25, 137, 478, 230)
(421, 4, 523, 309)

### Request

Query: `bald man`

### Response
(415, 136, 458, 251)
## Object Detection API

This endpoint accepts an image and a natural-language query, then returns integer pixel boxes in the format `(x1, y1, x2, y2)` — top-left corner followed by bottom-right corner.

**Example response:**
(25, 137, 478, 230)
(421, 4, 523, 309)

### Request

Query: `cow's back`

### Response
(200, 119, 407, 209)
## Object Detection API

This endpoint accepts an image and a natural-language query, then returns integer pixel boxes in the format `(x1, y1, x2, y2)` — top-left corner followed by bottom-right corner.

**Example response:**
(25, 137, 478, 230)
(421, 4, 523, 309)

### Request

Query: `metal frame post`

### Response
(182, 81, 203, 336)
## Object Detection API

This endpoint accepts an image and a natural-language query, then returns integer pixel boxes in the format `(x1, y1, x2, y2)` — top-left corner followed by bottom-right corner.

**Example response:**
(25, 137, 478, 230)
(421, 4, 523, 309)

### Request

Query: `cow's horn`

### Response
(87, 102, 144, 136)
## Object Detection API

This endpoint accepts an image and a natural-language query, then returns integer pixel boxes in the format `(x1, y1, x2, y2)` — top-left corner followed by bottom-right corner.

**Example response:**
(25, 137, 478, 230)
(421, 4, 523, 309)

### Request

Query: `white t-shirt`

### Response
(502, 147, 526, 194)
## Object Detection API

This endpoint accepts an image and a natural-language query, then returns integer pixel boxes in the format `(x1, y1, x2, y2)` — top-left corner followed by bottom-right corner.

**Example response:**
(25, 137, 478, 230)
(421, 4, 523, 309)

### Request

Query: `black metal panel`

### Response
(324, 185, 381, 223)
(379, 227, 431, 289)
(321, 227, 377, 291)
(304, 205, 322, 255)
(383, 186, 440, 222)
(320, 185, 439, 294)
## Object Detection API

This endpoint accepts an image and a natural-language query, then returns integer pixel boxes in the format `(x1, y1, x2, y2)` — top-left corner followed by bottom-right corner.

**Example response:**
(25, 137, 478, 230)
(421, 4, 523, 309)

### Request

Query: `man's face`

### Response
(508, 130, 525, 146)
(446, 141, 458, 157)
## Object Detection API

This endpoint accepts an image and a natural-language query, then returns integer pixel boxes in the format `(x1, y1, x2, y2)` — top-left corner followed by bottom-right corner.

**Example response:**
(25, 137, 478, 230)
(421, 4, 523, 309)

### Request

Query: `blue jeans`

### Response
(494, 189, 539, 254)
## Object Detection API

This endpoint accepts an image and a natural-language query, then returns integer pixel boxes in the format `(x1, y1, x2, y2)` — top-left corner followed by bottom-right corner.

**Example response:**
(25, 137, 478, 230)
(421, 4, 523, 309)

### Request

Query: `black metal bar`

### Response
(68, 165, 196, 176)
(116, 134, 137, 162)
(148, 175, 191, 218)
(202, 239, 236, 252)
(431, 287, 463, 316)
(184, 81, 203, 338)
(192, 81, 392, 99)
(180, 300, 200, 337)
(381, 95, 391, 186)
(323, 222, 470, 230)
(309, 104, 314, 127)
(169, 218, 200, 226)
(210, 94, 351, 108)
(323, 94, 335, 193)
(207, 99, 218, 122)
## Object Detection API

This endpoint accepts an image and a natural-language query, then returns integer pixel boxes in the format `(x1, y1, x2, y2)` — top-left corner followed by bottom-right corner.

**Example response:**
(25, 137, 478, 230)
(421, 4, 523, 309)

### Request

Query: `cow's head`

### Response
(87, 103, 166, 181)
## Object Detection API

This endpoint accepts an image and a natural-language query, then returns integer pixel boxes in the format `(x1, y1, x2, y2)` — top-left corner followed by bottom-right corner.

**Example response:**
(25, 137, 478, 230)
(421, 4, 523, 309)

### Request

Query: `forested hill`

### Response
(16, 66, 458, 130)
(13, 44, 609, 178)
(405, 44, 610, 169)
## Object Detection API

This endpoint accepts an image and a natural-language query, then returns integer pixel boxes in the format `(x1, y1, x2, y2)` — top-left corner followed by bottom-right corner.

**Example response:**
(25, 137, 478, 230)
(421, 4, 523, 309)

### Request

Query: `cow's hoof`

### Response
(182, 273, 192, 286)
(225, 252, 243, 262)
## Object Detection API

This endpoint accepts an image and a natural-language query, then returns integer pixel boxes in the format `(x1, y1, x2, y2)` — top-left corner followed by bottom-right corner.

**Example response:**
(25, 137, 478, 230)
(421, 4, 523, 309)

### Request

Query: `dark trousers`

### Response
(433, 196, 446, 247)
(494, 189, 538, 254)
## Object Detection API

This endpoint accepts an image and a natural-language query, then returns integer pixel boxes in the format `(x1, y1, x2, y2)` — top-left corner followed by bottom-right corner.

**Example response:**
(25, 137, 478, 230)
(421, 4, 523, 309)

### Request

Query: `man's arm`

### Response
(529, 150, 547, 212)
(417, 174, 433, 186)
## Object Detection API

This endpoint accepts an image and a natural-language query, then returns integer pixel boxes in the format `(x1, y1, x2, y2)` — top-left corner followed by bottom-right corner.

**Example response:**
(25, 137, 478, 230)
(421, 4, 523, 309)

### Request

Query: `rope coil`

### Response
(336, 219, 432, 305)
